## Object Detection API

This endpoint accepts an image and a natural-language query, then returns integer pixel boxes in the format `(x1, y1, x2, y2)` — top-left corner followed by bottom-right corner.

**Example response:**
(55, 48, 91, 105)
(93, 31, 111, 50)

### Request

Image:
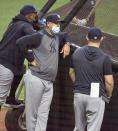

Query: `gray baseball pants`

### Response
(24, 70, 53, 131)
(0, 64, 14, 106)
(73, 93, 105, 131)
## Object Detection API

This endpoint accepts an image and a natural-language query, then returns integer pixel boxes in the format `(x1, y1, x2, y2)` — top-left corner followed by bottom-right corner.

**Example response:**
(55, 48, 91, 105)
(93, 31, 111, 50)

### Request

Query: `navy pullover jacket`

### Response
(0, 14, 36, 75)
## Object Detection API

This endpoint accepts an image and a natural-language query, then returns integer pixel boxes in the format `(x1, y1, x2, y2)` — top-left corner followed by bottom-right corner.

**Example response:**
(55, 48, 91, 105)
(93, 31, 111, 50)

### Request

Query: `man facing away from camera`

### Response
(69, 27, 114, 131)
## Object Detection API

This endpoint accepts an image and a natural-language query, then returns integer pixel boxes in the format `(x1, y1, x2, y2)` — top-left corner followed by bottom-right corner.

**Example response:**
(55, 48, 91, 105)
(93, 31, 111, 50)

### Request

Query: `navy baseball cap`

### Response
(46, 13, 64, 23)
(20, 5, 38, 16)
(87, 27, 102, 40)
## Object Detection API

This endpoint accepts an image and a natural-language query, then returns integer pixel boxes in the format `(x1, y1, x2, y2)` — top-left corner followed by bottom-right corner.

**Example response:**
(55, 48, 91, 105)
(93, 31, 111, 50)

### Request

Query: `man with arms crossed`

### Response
(69, 27, 114, 131)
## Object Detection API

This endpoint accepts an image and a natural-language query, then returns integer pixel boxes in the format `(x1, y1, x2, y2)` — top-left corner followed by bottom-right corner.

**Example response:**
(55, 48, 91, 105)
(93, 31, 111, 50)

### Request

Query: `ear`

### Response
(100, 36, 104, 42)
(86, 36, 89, 41)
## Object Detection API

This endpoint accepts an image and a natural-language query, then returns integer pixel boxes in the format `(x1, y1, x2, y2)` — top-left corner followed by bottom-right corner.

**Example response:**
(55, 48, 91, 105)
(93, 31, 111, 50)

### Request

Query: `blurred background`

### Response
(0, 0, 118, 40)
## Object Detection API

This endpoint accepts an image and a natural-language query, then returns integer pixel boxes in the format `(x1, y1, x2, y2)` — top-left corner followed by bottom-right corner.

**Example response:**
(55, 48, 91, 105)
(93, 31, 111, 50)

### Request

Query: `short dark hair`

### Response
(88, 39, 102, 43)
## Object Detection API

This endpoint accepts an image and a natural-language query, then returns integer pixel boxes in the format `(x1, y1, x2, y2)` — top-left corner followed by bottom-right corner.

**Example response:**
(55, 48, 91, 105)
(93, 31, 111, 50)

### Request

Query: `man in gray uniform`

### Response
(69, 27, 114, 131)
(16, 13, 70, 131)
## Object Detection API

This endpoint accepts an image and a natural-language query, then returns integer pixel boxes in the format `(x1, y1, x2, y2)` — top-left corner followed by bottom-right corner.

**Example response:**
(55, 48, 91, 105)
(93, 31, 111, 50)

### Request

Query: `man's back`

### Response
(72, 45, 111, 98)
(70, 27, 114, 131)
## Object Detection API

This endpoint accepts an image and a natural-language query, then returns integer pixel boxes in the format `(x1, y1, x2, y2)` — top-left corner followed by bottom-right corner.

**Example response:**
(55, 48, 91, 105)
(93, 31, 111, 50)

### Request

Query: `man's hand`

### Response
(60, 44, 70, 58)
(29, 59, 37, 66)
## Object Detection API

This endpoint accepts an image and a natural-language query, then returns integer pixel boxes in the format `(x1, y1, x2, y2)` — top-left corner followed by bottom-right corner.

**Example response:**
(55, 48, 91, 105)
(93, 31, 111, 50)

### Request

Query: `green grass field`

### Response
(0, 0, 69, 39)
(0, 0, 118, 103)
(0, 0, 118, 38)
(95, 0, 118, 35)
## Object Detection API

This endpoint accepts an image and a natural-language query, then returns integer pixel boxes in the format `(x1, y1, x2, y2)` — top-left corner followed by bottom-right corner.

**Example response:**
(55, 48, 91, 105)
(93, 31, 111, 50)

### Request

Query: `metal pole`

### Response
(61, 0, 88, 31)
(38, 0, 56, 20)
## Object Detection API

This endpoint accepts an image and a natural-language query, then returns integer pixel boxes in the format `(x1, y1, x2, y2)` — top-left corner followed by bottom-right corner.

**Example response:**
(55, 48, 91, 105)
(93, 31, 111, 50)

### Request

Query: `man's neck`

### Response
(88, 42, 100, 48)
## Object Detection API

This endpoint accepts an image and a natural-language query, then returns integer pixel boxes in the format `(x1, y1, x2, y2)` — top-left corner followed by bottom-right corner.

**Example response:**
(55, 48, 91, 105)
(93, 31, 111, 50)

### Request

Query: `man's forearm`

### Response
(105, 81, 114, 97)
(69, 68, 75, 83)
(16, 33, 40, 62)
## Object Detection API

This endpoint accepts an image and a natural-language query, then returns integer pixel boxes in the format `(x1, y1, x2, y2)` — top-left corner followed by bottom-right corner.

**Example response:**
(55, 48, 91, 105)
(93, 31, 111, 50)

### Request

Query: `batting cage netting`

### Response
(45, 0, 118, 131)
(4, 0, 118, 131)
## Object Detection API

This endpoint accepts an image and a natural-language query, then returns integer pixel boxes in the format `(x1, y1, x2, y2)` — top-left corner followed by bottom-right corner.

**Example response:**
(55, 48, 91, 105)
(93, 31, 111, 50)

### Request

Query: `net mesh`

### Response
(47, 0, 118, 35)
(1, 0, 118, 130)
(41, 0, 118, 131)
